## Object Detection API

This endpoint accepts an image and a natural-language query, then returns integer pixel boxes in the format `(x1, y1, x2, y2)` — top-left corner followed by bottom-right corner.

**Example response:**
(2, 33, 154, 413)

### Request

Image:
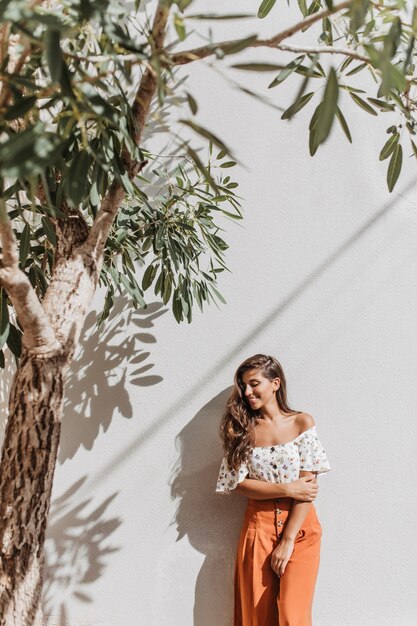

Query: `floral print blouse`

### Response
(215, 426, 331, 495)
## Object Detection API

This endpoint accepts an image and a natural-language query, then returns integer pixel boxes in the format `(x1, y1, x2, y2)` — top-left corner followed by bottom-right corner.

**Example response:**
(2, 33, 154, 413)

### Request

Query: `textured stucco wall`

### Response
(2, 1, 417, 625)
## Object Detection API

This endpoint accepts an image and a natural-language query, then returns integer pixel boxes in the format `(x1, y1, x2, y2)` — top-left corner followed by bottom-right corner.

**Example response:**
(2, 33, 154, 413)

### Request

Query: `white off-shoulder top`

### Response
(215, 425, 331, 495)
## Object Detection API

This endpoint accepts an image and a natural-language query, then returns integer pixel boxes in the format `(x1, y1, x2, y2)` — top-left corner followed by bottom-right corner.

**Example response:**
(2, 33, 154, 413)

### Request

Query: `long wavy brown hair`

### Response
(219, 354, 301, 470)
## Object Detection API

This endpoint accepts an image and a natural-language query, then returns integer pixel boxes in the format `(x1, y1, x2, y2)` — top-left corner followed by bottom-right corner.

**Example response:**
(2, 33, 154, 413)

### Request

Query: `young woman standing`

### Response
(216, 354, 331, 626)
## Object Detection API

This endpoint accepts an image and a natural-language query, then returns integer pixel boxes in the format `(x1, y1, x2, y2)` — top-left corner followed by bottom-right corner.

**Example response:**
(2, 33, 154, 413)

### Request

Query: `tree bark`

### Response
(0, 348, 67, 626)
(0, 5, 170, 623)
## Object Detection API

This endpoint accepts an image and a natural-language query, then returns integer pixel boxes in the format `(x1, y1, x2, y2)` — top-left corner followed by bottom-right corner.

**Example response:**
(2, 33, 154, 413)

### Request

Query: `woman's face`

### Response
(241, 368, 280, 410)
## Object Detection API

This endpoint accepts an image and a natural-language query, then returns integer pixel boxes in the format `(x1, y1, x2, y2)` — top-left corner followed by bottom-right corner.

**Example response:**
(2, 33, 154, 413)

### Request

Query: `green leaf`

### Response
(185, 144, 220, 193)
(349, 92, 378, 115)
(406, 121, 416, 136)
(363, 18, 375, 38)
(4, 96, 37, 121)
(268, 55, 305, 88)
(349, 0, 370, 32)
(380, 62, 406, 96)
(223, 35, 258, 55)
(339, 84, 366, 94)
(59, 59, 75, 99)
(142, 264, 158, 290)
(172, 293, 182, 323)
(367, 97, 395, 111)
(45, 29, 62, 83)
(257, 0, 277, 18)
(281, 92, 314, 120)
(0, 0, 13, 20)
(387, 143, 402, 192)
(119, 272, 146, 307)
(185, 92, 198, 115)
(179, 119, 234, 159)
(162, 274, 173, 304)
(66, 151, 92, 207)
(346, 62, 367, 76)
(383, 17, 401, 59)
(340, 57, 354, 73)
(307, 0, 322, 16)
(41, 216, 57, 246)
(176, 0, 193, 11)
(291, 65, 322, 79)
(19, 224, 30, 266)
(186, 13, 254, 19)
(97, 288, 114, 328)
(379, 133, 399, 161)
(0, 125, 63, 178)
(315, 67, 338, 145)
(33, 264, 48, 295)
(231, 62, 285, 72)
(411, 139, 417, 159)
(6, 323, 22, 358)
(403, 35, 415, 74)
(335, 107, 352, 143)
(308, 103, 322, 156)
(209, 284, 227, 304)
(362, 44, 380, 69)
(297, 0, 308, 16)
(174, 12, 186, 41)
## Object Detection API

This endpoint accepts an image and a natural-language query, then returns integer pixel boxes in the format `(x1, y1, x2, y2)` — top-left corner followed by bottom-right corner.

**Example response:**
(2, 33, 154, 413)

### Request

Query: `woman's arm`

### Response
(270, 470, 318, 576)
(235, 475, 319, 500)
(235, 478, 291, 499)
(280, 501, 313, 540)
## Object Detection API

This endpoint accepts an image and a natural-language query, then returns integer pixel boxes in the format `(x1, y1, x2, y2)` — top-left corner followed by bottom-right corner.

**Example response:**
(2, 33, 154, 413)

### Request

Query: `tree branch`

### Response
(84, 3, 170, 271)
(167, 1, 352, 66)
(40, 2, 170, 351)
(36, 180, 90, 264)
(276, 43, 369, 64)
(0, 205, 60, 353)
(0, 41, 31, 108)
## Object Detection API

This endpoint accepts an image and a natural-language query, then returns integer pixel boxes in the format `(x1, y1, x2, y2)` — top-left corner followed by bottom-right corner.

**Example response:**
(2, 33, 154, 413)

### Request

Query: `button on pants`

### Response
(233, 496, 322, 626)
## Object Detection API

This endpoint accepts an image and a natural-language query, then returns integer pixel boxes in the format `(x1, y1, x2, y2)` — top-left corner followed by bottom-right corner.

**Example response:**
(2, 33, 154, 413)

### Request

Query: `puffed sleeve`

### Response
(297, 426, 331, 474)
(215, 456, 249, 495)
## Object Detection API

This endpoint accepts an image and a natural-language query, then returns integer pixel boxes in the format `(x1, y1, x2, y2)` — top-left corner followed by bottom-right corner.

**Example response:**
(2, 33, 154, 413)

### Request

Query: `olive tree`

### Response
(0, 0, 415, 622)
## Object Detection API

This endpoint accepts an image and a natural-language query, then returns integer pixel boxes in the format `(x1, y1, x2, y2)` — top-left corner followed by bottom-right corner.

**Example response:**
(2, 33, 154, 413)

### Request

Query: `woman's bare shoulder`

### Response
(295, 412, 316, 433)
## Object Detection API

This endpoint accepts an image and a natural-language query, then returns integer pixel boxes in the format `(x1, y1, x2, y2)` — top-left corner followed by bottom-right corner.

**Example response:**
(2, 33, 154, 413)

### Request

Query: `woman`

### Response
(216, 354, 331, 626)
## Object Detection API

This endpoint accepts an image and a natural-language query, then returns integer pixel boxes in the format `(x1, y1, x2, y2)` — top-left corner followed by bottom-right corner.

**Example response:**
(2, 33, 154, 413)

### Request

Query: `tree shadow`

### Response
(58, 296, 166, 463)
(42, 476, 121, 626)
(169, 387, 247, 626)
(0, 351, 16, 449)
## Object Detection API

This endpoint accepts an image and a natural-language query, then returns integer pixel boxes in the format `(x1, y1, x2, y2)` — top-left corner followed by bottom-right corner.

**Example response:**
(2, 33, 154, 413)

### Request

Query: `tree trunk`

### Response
(0, 348, 68, 625)
(0, 6, 169, 622)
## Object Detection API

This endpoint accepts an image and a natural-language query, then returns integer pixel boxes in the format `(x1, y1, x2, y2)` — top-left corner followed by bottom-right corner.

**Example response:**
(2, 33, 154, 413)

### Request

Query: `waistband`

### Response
(246, 497, 294, 512)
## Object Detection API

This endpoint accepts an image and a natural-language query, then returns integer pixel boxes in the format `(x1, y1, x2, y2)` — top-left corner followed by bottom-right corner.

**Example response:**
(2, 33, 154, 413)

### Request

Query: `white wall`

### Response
(5, 1, 417, 625)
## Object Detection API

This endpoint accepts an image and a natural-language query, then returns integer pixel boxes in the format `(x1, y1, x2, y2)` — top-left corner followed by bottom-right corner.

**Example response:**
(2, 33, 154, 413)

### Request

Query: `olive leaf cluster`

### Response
(1, 0, 417, 370)
(0, 0, 242, 367)
(223, 0, 417, 193)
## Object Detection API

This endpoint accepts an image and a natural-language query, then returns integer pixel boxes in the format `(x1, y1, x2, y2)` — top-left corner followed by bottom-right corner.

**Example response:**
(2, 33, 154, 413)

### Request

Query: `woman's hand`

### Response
(271, 537, 295, 576)
(286, 475, 318, 501)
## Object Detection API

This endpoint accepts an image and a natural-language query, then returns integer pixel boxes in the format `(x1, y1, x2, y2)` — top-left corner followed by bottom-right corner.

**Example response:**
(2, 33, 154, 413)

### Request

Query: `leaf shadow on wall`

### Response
(42, 476, 121, 625)
(58, 296, 166, 463)
(169, 388, 247, 626)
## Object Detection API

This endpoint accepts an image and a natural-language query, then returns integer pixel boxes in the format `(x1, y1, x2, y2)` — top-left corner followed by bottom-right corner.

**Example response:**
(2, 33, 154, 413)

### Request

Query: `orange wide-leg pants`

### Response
(234, 496, 322, 626)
